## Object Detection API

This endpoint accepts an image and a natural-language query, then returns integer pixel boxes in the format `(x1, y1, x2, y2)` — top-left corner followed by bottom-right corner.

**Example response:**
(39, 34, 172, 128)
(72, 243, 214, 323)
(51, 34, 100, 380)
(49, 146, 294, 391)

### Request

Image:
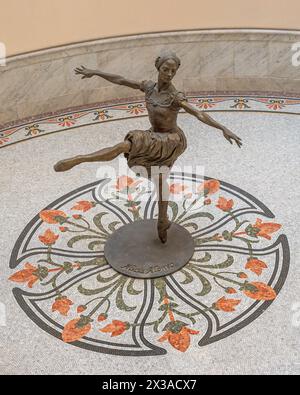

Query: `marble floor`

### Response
(0, 94, 299, 375)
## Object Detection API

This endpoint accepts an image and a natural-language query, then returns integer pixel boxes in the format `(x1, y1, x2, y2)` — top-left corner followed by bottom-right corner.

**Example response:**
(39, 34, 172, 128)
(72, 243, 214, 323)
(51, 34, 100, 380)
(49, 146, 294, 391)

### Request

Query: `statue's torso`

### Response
(142, 81, 184, 133)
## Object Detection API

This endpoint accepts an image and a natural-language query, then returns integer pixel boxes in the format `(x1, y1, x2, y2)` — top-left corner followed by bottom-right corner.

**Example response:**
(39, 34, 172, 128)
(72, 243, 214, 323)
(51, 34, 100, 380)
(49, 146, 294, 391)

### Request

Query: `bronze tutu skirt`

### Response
(124, 128, 187, 176)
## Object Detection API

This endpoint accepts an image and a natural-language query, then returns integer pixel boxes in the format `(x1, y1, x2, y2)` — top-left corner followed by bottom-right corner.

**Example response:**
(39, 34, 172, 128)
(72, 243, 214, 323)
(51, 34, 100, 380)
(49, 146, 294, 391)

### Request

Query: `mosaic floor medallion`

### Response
(9, 173, 289, 355)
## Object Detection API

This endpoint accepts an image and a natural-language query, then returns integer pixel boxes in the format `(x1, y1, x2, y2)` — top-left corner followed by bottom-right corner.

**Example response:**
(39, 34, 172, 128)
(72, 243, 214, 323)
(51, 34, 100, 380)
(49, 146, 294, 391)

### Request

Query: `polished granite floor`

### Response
(0, 94, 299, 375)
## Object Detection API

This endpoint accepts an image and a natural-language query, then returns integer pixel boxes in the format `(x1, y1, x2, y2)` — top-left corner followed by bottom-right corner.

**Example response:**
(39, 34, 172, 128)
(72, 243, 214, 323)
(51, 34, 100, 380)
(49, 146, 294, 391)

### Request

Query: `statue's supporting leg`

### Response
(155, 172, 171, 244)
(54, 141, 131, 172)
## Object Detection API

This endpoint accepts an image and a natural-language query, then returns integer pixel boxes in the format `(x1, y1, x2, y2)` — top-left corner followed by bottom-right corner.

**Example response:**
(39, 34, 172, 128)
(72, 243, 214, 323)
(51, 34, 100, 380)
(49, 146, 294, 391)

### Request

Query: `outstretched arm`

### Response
(180, 100, 242, 148)
(74, 65, 141, 90)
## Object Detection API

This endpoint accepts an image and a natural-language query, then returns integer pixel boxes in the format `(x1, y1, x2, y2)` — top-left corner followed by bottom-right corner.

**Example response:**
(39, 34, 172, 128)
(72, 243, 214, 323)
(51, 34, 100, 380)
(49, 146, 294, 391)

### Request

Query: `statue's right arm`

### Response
(74, 66, 141, 90)
(94, 70, 141, 89)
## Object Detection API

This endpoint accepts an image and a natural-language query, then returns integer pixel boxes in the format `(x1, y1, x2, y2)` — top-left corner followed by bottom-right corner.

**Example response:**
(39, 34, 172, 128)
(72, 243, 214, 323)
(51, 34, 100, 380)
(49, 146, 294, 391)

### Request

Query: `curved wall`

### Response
(1, 29, 300, 126)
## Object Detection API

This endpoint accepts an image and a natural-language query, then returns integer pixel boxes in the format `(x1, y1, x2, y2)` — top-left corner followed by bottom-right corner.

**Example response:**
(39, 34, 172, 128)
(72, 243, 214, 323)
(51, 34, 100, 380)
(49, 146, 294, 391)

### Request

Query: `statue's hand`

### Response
(74, 65, 95, 79)
(222, 127, 242, 148)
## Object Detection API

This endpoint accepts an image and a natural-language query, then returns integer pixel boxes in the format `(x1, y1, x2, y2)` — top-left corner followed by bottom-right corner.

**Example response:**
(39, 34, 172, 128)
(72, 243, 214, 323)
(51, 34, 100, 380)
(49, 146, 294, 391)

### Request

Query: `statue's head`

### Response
(155, 51, 181, 83)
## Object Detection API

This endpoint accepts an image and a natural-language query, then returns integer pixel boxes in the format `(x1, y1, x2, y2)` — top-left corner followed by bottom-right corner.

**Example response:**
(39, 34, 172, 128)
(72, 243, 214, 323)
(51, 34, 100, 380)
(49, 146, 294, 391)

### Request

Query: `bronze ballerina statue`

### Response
(54, 51, 242, 244)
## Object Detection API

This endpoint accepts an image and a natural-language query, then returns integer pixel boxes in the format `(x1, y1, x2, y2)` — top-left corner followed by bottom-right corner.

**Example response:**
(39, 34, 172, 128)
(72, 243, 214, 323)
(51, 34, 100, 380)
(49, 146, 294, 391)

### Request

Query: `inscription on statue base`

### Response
(104, 219, 195, 279)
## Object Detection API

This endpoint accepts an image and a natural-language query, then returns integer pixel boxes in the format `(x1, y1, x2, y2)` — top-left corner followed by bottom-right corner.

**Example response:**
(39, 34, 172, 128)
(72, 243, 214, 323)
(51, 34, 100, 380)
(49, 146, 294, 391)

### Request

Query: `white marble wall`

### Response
(1, 29, 300, 125)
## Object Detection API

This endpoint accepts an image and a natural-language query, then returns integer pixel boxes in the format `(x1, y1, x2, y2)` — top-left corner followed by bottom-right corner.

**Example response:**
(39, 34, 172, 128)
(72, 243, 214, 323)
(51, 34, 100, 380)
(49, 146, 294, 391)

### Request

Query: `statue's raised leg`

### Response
(54, 141, 131, 172)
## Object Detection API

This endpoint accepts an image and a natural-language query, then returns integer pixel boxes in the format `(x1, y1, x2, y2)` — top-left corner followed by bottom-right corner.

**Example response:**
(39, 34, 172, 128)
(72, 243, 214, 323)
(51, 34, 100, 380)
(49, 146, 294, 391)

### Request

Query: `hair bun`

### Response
(155, 51, 181, 70)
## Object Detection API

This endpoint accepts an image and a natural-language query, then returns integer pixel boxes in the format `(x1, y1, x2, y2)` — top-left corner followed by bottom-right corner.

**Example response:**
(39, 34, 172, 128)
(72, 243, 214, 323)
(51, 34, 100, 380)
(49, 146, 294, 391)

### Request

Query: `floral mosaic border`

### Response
(1, 92, 300, 149)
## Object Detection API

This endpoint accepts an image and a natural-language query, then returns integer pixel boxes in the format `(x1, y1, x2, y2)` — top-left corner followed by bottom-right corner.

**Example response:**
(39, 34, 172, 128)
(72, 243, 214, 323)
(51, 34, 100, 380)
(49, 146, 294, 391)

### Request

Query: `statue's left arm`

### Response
(180, 100, 242, 148)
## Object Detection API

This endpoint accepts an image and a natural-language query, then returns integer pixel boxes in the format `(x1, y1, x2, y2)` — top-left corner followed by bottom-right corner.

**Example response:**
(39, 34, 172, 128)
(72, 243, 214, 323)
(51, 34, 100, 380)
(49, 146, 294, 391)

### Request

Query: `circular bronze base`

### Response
(104, 219, 195, 279)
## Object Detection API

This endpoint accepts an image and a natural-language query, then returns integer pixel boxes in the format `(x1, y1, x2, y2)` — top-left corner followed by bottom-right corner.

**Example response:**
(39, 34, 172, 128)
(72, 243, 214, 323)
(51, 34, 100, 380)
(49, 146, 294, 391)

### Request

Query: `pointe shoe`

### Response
(157, 219, 172, 244)
(54, 157, 81, 172)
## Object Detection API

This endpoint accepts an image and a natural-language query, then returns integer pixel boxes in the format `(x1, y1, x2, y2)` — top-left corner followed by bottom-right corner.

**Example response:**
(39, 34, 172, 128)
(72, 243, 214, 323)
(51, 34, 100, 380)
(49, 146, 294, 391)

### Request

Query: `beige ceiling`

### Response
(1, 0, 300, 56)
